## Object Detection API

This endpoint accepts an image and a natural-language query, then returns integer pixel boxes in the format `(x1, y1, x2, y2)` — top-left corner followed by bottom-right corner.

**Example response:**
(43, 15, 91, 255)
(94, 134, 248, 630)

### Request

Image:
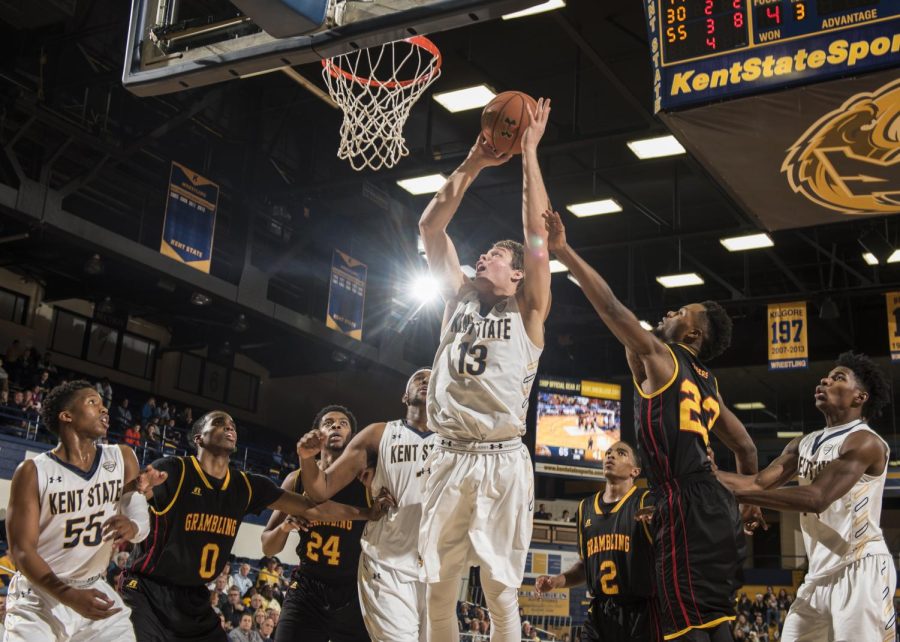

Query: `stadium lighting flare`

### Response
(566, 199, 622, 218)
(863, 252, 878, 265)
(502, 0, 565, 20)
(397, 174, 446, 195)
(734, 402, 766, 410)
(777, 431, 803, 438)
(627, 135, 686, 159)
(655, 272, 704, 288)
(411, 274, 441, 303)
(549, 260, 568, 273)
(433, 85, 496, 112)
(720, 233, 774, 252)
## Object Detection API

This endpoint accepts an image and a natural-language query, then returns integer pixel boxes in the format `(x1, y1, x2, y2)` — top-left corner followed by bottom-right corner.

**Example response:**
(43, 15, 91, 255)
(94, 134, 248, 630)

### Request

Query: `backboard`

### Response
(122, 0, 539, 96)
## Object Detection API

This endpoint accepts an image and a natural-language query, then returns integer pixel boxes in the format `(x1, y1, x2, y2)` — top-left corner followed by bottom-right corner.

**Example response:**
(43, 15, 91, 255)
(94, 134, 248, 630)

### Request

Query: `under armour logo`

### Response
(49, 475, 62, 483)
(489, 443, 504, 450)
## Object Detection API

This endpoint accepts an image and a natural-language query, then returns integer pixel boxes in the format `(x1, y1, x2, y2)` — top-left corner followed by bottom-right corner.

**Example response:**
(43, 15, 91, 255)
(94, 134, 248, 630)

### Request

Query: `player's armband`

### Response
(122, 491, 151, 542)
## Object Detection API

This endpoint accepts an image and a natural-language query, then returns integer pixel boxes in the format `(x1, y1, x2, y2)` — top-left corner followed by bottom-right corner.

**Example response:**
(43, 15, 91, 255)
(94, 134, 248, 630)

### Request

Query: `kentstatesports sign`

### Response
(642, 0, 900, 112)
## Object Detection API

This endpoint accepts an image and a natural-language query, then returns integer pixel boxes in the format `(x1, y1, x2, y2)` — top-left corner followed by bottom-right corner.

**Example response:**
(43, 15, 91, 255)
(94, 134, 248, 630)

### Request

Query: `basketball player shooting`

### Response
(4, 381, 164, 642)
(297, 368, 434, 642)
(416, 99, 553, 642)
(714, 352, 896, 642)
(544, 210, 763, 641)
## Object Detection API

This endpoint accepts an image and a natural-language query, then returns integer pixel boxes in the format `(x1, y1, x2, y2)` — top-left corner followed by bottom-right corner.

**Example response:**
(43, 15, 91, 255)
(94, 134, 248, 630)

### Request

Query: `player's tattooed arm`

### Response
(535, 559, 586, 595)
(544, 209, 673, 389)
(6, 460, 122, 620)
(734, 431, 886, 514)
(298, 422, 385, 502)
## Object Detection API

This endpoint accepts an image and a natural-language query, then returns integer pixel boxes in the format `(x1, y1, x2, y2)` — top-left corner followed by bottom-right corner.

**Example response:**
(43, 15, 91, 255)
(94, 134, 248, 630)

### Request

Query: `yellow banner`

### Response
(886, 293, 900, 361)
(580, 380, 621, 400)
(517, 586, 570, 618)
(767, 301, 808, 370)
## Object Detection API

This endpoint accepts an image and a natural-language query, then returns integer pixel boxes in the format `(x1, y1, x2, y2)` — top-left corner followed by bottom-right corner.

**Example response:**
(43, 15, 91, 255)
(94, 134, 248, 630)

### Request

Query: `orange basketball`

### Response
(480, 91, 538, 155)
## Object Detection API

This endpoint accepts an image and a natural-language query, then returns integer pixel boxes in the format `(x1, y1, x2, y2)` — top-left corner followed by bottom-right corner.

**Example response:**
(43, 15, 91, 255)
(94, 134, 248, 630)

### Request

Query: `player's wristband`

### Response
(121, 491, 151, 542)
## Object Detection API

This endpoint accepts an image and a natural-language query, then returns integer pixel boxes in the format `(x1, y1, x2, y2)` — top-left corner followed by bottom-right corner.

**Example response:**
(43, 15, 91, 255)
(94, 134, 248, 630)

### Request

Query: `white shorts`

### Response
(358, 553, 426, 642)
(418, 437, 534, 588)
(3, 572, 136, 642)
(781, 554, 897, 642)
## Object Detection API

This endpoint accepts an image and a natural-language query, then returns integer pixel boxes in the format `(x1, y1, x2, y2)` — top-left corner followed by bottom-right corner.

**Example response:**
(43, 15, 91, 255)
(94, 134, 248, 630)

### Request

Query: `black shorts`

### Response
(122, 573, 225, 642)
(580, 598, 659, 642)
(274, 572, 369, 642)
(651, 474, 744, 639)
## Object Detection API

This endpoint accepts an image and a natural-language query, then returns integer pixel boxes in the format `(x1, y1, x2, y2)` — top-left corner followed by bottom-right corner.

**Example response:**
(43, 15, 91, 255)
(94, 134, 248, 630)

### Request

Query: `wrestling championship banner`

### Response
(767, 301, 809, 370)
(160, 162, 219, 273)
(326, 249, 368, 341)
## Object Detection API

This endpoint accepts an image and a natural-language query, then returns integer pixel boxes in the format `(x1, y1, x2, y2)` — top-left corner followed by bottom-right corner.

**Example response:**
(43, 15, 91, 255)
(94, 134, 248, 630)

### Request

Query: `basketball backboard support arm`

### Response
(122, 0, 539, 97)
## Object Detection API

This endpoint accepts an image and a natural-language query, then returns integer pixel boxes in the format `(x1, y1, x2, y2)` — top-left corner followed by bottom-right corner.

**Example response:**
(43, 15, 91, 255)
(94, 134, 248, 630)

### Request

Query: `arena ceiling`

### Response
(0, 0, 899, 442)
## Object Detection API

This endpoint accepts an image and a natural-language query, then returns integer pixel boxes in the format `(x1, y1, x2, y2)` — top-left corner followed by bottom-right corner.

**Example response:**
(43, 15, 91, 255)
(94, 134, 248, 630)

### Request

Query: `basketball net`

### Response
(322, 36, 442, 171)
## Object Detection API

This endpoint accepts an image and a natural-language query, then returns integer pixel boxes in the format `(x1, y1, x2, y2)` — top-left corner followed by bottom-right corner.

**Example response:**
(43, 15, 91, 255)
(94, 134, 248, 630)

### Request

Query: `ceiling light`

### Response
(720, 233, 774, 252)
(655, 272, 703, 288)
(639, 320, 653, 331)
(549, 260, 568, 273)
(191, 292, 212, 306)
(627, 135, 686, 160)
(502, 0, 565, 20)
(232, 313, 249, 333)
(863, 252, 878, 265)
(434, 85, 496, 112)
(566, 274, 581, 287)
(83, 253, 105, 276)
(397, 174, 446, 195)
(777, 431, 802, 438)
(888, 250, 900, 264)
(411, 274, 441, 303)
(566, 199, 622, 218)
(734, 402, 765, 410)
(857, 229, 896, 264)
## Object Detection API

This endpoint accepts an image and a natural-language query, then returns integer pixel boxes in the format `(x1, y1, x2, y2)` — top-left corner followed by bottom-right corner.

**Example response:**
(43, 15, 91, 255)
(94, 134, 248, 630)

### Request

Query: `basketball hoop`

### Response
(322, 36, 442, 171)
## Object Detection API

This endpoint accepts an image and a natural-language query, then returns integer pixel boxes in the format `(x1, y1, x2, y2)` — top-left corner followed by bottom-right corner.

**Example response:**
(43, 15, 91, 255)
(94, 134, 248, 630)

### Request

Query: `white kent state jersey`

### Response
(362, 420, 435, 580)
(33, 444, 126, 581)
(797, 420, 890, 581)
(428, 291, 542, 442)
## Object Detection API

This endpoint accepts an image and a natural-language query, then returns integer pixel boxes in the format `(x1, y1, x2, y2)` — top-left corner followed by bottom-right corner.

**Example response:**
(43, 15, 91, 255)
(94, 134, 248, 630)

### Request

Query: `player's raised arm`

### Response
(7, 460, 120, 620)
(734, 431, 886, 513)
(261, 471, 307, 558)
(518, 98, 553, 343)
(418, 136, 511, 302)
(544, 210, 672, 382)
(298, 422, 383, 502)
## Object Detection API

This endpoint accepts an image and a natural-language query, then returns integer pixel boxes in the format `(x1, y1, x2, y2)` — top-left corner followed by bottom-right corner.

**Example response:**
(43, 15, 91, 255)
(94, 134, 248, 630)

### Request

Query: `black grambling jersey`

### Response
(292, 468, 367, 581)
(130, 456, 283, 586)
(635, 343, 720, 486)
(578, 486, 654, 604)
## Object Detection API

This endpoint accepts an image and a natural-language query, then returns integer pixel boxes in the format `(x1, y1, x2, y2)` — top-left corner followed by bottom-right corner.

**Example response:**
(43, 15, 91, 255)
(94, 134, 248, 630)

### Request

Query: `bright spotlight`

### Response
(411, 275, 441, 303)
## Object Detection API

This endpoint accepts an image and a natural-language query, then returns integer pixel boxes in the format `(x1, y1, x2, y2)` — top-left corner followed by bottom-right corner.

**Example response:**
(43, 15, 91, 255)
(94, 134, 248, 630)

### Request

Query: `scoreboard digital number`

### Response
(645, 0, 900, 110)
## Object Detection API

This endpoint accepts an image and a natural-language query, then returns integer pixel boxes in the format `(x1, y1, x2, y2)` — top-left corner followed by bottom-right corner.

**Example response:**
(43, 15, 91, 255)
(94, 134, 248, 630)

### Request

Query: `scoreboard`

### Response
(644, 0, 900, 110)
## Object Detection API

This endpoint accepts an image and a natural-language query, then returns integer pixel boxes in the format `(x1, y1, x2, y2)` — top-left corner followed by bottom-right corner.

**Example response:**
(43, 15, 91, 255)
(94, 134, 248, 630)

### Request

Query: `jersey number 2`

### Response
(306, 533, 341, 566)
(599, 561, 619, 595)
(679, 380, 720, 445)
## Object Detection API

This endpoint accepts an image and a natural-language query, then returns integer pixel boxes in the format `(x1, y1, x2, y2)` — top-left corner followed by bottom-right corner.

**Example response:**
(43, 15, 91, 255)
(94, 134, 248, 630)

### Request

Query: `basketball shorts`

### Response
(781, 554, 897, 642)
(121, 573, 224, 642)
(358, 552, 426, 642)
(3, 572, 136, 642)
(418, 437, 533, 588)
(651, 473, 745, 640)
(274, 570, 369, 642)
(580, 597, 660, 642)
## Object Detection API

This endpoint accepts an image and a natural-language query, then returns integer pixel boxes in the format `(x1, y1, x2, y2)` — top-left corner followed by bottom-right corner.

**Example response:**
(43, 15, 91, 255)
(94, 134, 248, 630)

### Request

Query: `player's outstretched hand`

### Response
(740, 504, 768, 535)
(521, 98, 551, 152)
(635, 505, 655, 524)
(542, 209, 567, 254)
(367, 488, 397, 521)
(279, 515, 310, 534)
(297, 429, 325, 460)
(102, 514, 138, 546)
(466, 134, 512, 170)
(60, 586, 122, 620)
(534, 574, 562, 597)
(135, 464, 168, 499)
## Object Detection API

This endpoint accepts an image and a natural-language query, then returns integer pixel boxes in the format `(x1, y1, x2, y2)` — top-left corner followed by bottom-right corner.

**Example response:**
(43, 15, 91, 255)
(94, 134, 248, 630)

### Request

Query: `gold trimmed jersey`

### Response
(635, 343, 720, 486)
(129, 456, 283, 586)
(578, 486, 654, 604)
(33, 445, 125, 581)
(291, 467, 367, 581)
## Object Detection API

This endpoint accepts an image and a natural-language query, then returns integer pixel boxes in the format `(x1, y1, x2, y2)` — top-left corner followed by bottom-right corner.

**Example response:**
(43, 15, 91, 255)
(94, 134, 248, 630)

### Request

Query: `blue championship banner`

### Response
(885, 292, 900, 361)
(160, 162, 219, 273)
(326, 249, 367, 341)
(767, 301, 809, 369)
